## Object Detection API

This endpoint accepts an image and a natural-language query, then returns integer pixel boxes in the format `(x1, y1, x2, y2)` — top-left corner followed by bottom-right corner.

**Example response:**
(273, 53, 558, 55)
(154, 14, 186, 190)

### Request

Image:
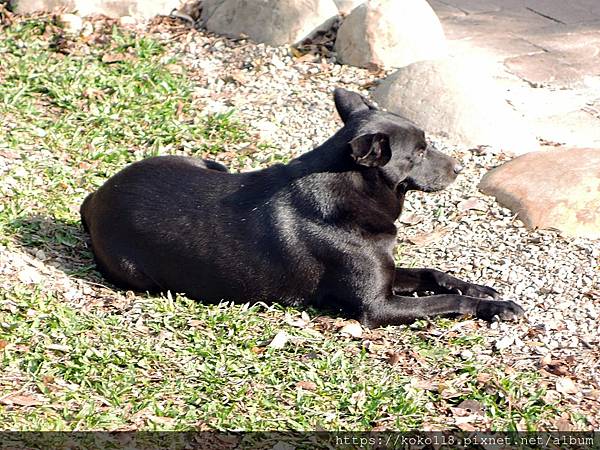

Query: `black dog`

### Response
(80, 88, 524, 328)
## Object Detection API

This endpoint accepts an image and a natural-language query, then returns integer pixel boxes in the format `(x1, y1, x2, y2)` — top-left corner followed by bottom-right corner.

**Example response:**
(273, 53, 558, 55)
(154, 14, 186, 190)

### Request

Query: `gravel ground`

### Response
(146, 19, 600, 423)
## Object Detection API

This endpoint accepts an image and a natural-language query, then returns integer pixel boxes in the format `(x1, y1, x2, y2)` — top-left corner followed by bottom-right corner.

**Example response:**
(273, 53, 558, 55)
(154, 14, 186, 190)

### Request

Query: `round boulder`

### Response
(334, 0, 446, 69)
(479, 148, 600, 239)
(201, 0, 339, 46)
(373, 57, 539, 155)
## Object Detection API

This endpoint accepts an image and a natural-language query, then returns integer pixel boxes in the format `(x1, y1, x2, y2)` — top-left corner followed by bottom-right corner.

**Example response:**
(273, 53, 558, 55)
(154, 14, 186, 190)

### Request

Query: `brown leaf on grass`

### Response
(411, 378, 438, 391)
(387, 352, 402, 365)
(476, 373, 492, 384)
(407, 227, 448, 246)
(0, 393, 46, 406)
(148, 415, 177, 426)
(102, 53, 130, 64)
(296, 381, 317, 391)
(0, 340, 7, 351)
(440, 388, 462, 399)
(339, 320, 362, 338)
(540, 354, 552, 366)
(0, 149, 19, 159)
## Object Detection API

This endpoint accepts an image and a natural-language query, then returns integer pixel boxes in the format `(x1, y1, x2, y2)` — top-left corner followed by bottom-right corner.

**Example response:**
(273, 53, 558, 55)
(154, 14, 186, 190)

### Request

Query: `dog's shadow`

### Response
(10, 215, 338, 319)
(10, 215, 103, 283)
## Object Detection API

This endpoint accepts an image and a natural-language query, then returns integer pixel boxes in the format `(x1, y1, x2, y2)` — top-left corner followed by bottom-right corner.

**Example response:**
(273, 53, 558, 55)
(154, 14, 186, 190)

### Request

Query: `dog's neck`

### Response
(285, 131, 405, 231)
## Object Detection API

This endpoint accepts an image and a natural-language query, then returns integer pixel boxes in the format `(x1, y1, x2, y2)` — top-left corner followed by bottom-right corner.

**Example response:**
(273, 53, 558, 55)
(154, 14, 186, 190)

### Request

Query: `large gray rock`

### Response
(373, 57, 539, 155)
(10, 0, 182, 18)
(201, 0, 339, 46)
(479, 148, 600, 239)
(334, 0, 446, 69)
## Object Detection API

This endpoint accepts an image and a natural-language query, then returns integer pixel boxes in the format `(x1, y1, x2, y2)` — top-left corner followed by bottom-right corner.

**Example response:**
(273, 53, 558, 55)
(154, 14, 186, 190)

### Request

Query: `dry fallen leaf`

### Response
(411, 378, 438, 391)
(148, 416, 177, 426)
(545, 360, 570, 377)
(0, 149, 19, 159)
(476, 373, 492, 384)
(339, 320, 362, 338)
(349, 390, 366, 410)
(47, 344, 70, 352)
(543, 389, 561, 404)
(102, 53, 130, 64)
(553, 415, 572, 431)
(0, 340, 7, 351)
(399, 212, 423, 226)
(556, 377, 578, 395)
(0, 393, 45, 406)
(407, 227, 448, 246)
(387, 352, 402, 365)
(586, 389, 600, 400)
(540, 354, 552, 366)
(268, 331, 289, 349)
(295, 381, 317, 391)
(457, 422, 477, 431)
(457, 197, 488, 212)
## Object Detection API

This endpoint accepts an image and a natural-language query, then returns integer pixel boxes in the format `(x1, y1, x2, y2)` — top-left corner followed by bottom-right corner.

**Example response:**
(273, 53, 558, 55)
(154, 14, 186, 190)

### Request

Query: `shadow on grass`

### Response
(9, 214, 103, 283)
(9, 215, 333, 318)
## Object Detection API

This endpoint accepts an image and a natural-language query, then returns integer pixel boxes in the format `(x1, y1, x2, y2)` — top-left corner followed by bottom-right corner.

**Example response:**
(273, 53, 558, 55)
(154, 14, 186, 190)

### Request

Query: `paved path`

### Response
(429, 0, 600, 149)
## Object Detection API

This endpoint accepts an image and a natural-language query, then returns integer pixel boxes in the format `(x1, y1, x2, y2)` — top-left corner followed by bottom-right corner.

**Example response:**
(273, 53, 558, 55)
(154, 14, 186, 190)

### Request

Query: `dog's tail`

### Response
(80, 192, 94, 233)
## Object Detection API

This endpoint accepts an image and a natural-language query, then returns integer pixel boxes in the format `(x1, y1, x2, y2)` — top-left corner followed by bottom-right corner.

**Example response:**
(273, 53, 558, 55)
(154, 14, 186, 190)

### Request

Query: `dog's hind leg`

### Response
(360, 294, 524, 328)
(392, 268, 500, 299)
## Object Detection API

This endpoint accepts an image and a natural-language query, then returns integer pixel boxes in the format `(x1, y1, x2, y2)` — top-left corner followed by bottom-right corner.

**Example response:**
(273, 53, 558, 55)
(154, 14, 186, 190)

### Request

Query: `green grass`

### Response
(0, 16, 567, 431)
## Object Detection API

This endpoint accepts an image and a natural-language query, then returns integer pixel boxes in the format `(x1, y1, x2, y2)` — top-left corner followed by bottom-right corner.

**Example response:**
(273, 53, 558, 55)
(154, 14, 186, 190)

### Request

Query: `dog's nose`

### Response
(453, 164, 464, 174)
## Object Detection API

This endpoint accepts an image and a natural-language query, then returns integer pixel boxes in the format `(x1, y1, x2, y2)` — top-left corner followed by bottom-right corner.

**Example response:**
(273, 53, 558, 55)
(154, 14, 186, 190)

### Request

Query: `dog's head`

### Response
(334, 88, 462, 193)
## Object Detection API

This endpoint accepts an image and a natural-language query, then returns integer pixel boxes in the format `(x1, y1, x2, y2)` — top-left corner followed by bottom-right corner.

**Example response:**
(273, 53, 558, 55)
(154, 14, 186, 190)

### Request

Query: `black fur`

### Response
(81, 88, 524, 327)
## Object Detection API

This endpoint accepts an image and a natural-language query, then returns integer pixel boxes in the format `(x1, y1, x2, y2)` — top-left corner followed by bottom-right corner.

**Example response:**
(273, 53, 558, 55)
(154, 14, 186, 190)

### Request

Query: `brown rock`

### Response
(479, 148, 600, 238)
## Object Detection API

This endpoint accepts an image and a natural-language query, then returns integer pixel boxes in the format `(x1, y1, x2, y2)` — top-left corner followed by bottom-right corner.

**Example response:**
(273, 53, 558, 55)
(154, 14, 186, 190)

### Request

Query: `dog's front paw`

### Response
(475, 299, 525, 321)
(451, 283, 501, 300)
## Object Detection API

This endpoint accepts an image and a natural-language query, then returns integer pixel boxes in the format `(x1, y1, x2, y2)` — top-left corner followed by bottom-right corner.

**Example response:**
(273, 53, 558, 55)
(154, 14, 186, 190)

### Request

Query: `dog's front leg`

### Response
(393, 268, 500, 299)
(360, 294, 524, 328)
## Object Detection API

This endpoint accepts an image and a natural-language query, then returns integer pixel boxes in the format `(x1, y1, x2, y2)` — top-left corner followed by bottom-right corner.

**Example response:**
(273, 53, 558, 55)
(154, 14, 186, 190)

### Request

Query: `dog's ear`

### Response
(349, 133, 391, 167)
(334, 88, 376, 123)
